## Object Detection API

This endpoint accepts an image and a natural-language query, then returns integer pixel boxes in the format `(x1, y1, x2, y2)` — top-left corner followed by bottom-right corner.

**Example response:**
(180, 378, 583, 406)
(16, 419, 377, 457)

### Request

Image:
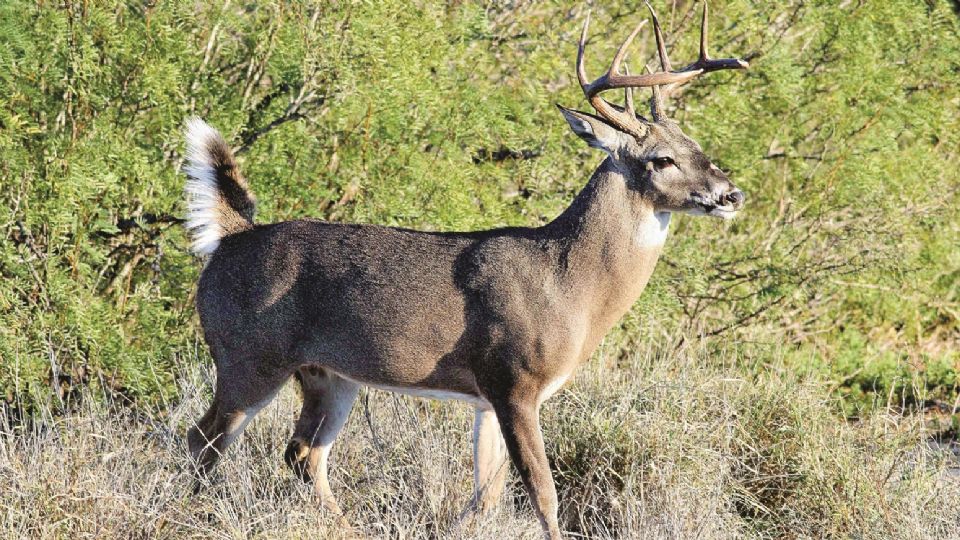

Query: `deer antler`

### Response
(576, 2, 748, 132)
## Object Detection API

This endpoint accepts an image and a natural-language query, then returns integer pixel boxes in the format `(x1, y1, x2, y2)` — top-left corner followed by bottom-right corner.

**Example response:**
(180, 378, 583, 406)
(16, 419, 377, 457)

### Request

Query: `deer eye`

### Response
(652, 157, 675, 170)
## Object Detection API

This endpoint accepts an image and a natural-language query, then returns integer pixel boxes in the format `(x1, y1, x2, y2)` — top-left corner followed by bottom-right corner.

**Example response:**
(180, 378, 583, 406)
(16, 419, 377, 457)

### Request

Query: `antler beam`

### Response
(576, 2, 748, 132)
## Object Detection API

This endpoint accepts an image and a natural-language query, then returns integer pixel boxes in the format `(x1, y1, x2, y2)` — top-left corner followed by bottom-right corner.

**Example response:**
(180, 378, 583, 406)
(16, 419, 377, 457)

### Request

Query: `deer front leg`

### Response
(490, 393, 562, 540)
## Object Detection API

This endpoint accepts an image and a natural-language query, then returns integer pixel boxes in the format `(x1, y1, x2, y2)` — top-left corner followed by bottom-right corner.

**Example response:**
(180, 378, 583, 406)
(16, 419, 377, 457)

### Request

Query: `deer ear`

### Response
(557, 105, 624, 154)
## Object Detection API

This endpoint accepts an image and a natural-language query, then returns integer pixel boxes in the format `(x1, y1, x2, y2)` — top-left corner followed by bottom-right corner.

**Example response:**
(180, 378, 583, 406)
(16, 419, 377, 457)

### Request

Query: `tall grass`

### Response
(1, 339, 957, 539)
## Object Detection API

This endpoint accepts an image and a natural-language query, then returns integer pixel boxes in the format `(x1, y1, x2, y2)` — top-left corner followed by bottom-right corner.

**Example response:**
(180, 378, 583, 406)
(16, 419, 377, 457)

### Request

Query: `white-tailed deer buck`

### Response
(184, 3, 747, 538)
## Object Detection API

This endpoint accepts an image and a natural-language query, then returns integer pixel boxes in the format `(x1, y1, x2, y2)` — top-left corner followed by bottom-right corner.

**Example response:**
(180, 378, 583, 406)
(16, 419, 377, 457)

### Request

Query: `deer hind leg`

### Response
(470, 407, 509, 513)
(284, 366, 359, 515)
(187, 363, 286, 477)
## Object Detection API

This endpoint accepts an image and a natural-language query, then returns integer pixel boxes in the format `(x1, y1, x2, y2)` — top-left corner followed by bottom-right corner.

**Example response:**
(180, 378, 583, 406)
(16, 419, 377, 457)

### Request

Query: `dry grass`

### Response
(1, 340, 958, 539)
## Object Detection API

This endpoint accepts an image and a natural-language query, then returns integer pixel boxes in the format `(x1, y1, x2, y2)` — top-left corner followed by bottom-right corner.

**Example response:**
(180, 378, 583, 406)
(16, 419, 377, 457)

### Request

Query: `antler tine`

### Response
(645, 2, 672, 73)
(679, 1, 749, 74)
(699, 1, 709, 62)
(646, 65, 666, 122)
(611, 19, 647, 76)
(615, 20, 643, 121)
(623, 63, 636, 119)
(577, 11, 643, 135)
(576, 11, 592, 88)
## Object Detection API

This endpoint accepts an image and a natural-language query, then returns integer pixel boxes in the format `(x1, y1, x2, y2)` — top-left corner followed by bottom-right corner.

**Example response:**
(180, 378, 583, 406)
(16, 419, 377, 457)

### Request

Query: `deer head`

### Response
(559, 2, 748, 219)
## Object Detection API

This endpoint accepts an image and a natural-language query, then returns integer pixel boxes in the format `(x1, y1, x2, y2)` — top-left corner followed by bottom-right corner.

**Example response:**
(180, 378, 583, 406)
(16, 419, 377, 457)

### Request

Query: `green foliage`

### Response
(1, 1, 958, 415)
(793, 329, 959, 416)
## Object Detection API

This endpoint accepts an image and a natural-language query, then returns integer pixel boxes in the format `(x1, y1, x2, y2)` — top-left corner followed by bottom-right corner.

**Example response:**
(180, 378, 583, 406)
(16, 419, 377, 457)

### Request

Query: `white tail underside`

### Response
(183, 117, 224, 256)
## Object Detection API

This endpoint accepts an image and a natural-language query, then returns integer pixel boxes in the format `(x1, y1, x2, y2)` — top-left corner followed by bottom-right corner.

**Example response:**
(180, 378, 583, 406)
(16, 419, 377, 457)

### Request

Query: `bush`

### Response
(3, 0, 958, 412)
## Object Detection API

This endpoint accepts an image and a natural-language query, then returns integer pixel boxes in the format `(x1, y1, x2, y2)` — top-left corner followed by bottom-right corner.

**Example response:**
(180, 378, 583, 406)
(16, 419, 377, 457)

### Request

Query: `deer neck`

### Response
(545, 157, 670, 349)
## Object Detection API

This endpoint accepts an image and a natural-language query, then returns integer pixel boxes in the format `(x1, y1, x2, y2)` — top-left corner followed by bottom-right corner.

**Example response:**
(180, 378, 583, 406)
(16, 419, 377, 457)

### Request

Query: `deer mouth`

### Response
(706, 206, 739, 219)
(689, 191, 742, 219)
(688, 198, 740, 220)
(691, 205, 738, 219)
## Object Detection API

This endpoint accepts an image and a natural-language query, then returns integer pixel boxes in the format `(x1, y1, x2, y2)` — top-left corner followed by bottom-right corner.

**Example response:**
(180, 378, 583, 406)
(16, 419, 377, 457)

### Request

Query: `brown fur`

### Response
(209, 148, 255, 233)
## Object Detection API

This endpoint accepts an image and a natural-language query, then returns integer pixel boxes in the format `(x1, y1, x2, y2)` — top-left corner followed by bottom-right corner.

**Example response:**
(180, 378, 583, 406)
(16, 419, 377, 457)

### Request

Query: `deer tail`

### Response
(182, 118, 256, 255)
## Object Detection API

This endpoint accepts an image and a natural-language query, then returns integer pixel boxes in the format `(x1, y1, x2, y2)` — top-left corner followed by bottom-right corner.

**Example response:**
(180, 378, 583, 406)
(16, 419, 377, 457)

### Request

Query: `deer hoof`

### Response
(283, 438, 313, 482)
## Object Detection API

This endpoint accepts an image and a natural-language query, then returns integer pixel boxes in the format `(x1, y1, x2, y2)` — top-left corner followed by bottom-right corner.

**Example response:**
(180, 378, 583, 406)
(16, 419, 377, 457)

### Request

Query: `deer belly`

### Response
(334, 372, 491, 409)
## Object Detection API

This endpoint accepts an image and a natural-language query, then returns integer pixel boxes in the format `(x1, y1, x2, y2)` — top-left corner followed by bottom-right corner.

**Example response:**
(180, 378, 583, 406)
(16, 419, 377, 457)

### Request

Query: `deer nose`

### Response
(723, 190, 745, 207)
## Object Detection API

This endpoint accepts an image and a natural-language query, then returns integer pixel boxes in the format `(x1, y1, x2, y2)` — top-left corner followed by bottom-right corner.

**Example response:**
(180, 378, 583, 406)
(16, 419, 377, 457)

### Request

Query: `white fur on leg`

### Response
(472, 408, 508, 511)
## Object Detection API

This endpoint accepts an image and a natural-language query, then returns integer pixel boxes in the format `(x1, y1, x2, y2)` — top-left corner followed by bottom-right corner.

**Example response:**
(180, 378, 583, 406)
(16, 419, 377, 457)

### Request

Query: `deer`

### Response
(183, 3, 747, 539)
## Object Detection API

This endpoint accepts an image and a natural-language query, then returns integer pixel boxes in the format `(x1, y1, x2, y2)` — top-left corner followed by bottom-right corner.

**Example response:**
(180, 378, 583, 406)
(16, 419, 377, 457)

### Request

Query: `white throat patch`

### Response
(634, 211, 671, 249)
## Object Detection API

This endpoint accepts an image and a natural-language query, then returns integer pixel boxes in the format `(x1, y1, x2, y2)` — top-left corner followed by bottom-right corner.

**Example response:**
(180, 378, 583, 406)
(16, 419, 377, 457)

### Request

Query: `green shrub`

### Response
(1, 1, 958, 413)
